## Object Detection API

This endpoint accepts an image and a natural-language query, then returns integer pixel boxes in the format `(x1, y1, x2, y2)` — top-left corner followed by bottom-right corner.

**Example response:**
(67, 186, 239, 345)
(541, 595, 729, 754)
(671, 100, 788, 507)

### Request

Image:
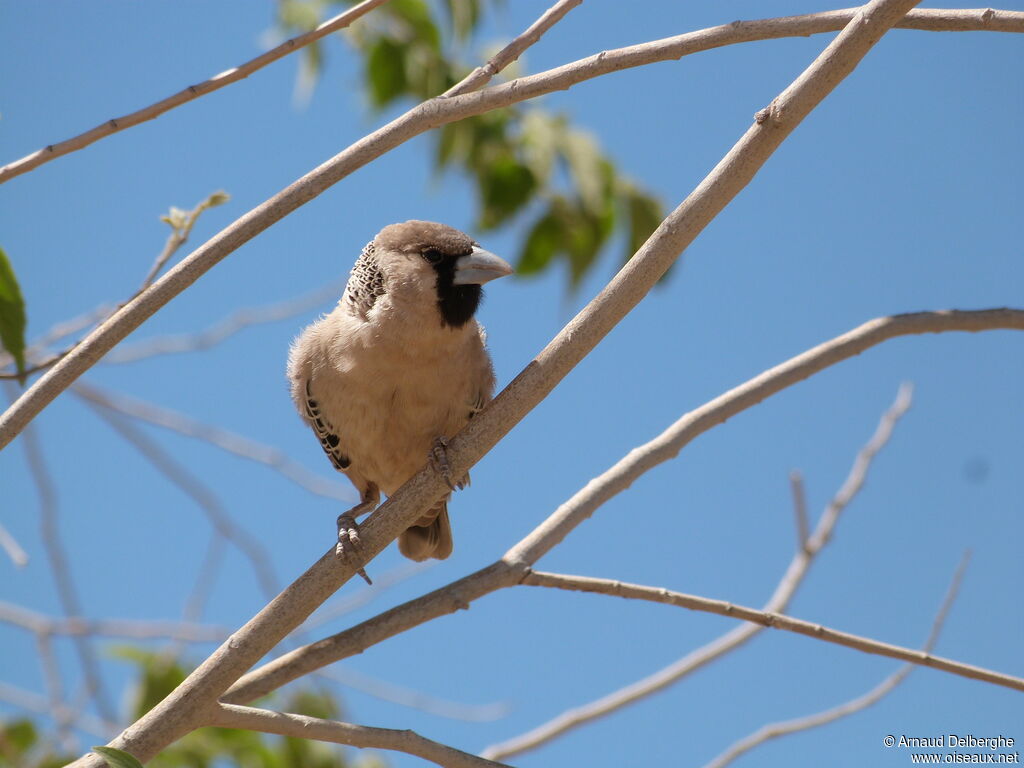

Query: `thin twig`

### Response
(35, 632, 75, 750)
(481, 383, 915, 760)
(208, 703, 512, 768)
(442, 0, 585, 97)
(520, 569, 1023, 691)
(0, 681, 114, 742)
(73, 381, 351, 501)
(11, 383, 117, 725)
(315, 666, 511, 722)
(300, 560, 431, 632)
(701, 551, 971, 768)
(1, 193, 230, 382)
(79, 396, 279, 600)
(0, 519, 28, 567)
(0, 0, 393, 184)
(105, 279, 344, 363)
(0, 600, 227, 642)
(140, 192, 230, 292)
(789, 470, 810, 552)
(5, 5, 1022, 449)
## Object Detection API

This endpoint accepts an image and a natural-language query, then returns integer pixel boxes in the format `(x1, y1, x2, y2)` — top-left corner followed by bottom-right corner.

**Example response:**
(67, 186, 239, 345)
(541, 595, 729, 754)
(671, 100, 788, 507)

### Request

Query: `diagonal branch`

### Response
(0, 600, 227, 642)
(481, 382, 915, 760)
(0, 519, 28, 567)
(701, 551, 971, 768)
(78, 395, 279, 600)
(5, 4, 1023, 448)
(520, 570, 1024, 691)
(223, 308, 1021, 706)
(442, 0, 584, 97)
(103, 279, 344, 363)
(73, 381, 351, 501)
(2, 7, 1018, 187)
(209, 704, 512, 768)
(0, 0, 393, 184)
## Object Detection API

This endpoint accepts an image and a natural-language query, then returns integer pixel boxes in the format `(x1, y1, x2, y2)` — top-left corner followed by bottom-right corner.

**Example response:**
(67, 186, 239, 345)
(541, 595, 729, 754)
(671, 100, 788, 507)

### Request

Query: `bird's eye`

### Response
(422, 248, 444, 265)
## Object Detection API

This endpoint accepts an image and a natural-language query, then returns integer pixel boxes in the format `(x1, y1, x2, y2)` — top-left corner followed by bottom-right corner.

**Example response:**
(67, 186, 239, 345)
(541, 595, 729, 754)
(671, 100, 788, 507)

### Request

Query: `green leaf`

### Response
(476, 156, 536, 230)
(1, 718, 38, 756)
(91, 747, 145, 768)
(443, 0, 480, 40)
(366, 38, 408, 108)
(560, 130, 605, 215)
(0, 247, 27, 384)
(518, 209, 563, 275)
(624, 187, 664, 261)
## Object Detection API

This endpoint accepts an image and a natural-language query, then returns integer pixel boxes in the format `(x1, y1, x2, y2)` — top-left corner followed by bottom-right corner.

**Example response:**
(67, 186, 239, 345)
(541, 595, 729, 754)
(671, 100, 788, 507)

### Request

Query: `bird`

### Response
(287, 221, 513, 580)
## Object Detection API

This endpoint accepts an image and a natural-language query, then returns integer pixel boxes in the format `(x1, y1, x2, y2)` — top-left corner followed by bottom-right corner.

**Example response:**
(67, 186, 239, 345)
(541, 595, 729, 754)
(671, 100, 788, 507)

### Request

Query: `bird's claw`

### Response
(336, 512, 372, 585)
(431, 437, 457, 491)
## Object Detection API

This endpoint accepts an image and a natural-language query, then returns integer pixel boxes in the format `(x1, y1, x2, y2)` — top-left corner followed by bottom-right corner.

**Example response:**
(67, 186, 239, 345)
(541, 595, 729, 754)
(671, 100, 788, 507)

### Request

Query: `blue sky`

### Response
(1, 2, 1022, 767)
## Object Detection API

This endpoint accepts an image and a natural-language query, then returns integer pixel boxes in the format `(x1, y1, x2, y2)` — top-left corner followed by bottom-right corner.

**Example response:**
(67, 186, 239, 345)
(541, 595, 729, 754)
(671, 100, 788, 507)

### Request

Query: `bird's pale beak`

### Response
(452, 247, 514, 286)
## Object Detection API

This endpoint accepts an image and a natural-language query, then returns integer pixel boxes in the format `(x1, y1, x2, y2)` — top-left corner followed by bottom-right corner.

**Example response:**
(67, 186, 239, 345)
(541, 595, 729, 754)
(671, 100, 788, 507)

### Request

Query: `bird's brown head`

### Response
(371, 221, 513, 328)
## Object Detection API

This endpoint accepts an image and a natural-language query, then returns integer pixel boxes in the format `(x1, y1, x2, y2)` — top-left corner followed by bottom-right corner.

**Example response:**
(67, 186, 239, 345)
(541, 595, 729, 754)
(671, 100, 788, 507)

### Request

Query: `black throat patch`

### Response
(430, 256, 482, 328)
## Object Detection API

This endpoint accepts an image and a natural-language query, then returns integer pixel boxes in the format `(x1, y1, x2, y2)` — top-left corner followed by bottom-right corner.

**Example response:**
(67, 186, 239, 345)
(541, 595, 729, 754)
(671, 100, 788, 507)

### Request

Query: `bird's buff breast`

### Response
(315, 332, 484, 495)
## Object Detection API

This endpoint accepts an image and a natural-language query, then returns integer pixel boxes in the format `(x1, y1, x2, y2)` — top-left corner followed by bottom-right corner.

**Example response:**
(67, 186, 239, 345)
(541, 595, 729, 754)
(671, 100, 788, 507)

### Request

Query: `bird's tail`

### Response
(398, 502, 453, 561)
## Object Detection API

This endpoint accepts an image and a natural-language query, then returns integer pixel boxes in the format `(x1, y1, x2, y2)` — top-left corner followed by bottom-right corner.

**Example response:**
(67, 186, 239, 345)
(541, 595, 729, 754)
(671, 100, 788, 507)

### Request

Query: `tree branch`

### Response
(520, 569, 1023, 691)
(73, 381, 351, 501)
(4, 4, 1022, 448)
(0, 519, 28, 567)
(701, 551, 971, 768)
(442, 0, 584, 97)
(480, 382, 914, 760)
(208, 703, 512, 768)
(224, 307, 1019, 707)
(78, 397, 280, 600)
(11, 386, 117, 725)
(0, 0, 393, 184)
(0, 600, 227, 642)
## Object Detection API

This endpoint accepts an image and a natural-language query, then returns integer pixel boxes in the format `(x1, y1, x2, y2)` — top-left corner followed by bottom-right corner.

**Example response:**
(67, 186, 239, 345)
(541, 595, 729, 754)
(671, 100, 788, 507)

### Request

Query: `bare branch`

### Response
(226, 305, 1018, 706)
(0, 681, 114, 742)
(141, 192, 231, 292)
(0, 0, 393, 184)
(481, 383, 915, 760)
(315, 666, 511, 722)
(11, 384, 117, 725)
(1, 192, 231, 382)
(0, 519, 28, 567)
(104, 279, 344, 363)
(73, 381, 351, 501)
(0, 600, 227, 642)
(6, 2, 1023, 448)
(521, 570, 1022, 691)
(810, 381, 914, 551)
(35, 632, 75, 750)
(442, 0, 585, 97)
(789, 470, 810, 552)
(78, 395, 279, 600)
(301, 560, 432, 632)
(208, 703, 512, 768)
(701, 551, 971, 768)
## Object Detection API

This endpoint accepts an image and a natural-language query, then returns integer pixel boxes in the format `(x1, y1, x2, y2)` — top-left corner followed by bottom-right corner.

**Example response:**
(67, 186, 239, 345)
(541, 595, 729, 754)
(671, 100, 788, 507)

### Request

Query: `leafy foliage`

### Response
(0, 247, 28, 383)
(278, 0, 665, 289)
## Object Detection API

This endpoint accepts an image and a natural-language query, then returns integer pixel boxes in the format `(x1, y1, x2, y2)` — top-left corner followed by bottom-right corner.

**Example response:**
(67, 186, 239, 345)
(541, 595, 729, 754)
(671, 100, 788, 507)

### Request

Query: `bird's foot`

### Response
(336, 511, 372, 585)
(430, 437, 459, 491)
